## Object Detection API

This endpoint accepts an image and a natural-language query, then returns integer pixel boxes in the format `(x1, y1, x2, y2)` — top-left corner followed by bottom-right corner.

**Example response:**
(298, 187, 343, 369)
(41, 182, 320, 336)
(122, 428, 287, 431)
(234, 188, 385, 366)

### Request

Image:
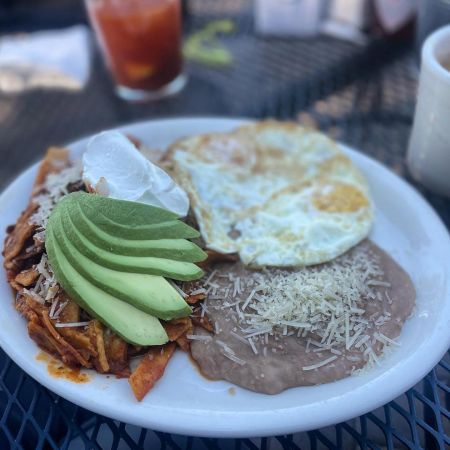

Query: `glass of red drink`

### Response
(85, 0, 186, 101)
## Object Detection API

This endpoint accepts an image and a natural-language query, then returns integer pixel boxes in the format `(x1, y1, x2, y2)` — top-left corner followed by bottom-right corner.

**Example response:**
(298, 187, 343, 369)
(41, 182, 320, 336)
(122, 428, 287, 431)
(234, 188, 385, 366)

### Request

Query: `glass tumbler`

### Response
(85, 0, 186, 101)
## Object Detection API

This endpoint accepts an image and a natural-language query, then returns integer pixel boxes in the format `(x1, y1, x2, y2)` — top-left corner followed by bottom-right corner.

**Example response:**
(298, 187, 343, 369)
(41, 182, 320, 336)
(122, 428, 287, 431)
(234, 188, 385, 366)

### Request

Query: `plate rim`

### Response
(0, 117, 449, 438)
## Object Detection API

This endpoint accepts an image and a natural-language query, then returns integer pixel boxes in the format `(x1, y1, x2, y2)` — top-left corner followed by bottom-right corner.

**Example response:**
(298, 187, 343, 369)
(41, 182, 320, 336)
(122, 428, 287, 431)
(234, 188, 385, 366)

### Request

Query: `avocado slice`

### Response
(62, 192, 200, 240)
(86, 211, 200, 240)
(51, 222, 191, 319)
(45, 230, 169, 346)
(70, 203, 206, 262)
(52, 212, 204, 281)
(62, 192, 178, 225)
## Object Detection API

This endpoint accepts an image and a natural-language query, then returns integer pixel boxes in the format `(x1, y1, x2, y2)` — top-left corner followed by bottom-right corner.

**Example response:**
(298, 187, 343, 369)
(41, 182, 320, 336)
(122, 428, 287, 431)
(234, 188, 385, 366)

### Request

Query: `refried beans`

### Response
(190, 240, 415, 394)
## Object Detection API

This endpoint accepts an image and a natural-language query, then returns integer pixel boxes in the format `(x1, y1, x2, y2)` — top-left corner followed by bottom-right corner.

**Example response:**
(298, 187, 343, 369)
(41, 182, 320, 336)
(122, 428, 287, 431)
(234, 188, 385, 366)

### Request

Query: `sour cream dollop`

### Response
(82, 131, 189, 217)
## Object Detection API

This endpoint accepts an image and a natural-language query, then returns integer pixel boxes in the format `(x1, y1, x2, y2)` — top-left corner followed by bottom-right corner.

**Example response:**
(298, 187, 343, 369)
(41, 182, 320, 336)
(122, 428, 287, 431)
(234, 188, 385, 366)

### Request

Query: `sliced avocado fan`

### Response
(46, 231, 169, 346)
(69, 191, 178, 225)
(51, 219, 192, 320)
(73, 193, 200, 240)
(56, 212, 204, 280)
(45, 192, 206, 345)
(73, 202, 205, 260)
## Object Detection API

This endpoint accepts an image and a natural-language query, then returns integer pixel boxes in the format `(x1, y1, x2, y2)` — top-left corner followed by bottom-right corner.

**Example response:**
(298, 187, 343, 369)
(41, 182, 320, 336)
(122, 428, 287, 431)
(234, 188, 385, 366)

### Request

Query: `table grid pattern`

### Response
(0, 351, 449, 449)
(0, 2, 449, 449)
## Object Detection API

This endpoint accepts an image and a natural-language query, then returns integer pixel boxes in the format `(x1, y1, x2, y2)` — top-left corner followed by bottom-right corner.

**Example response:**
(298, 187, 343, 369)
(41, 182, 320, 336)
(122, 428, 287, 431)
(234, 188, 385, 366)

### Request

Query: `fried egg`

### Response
(169, 121, 373, 266)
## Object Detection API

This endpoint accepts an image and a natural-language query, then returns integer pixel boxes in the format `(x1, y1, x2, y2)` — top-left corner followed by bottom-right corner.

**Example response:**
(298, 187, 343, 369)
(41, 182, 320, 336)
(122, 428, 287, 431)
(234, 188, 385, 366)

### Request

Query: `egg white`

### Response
(170, 122, 373, 267)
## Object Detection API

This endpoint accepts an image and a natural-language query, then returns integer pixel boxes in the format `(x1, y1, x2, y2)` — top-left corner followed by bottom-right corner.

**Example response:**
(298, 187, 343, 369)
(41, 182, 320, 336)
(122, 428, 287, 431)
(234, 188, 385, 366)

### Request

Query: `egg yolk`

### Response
(313, 183, 368, 213)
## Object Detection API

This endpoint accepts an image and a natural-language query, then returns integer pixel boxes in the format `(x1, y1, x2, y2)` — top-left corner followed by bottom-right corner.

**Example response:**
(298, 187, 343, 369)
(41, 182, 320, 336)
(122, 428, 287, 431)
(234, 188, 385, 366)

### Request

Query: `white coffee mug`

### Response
(407, 25, 450, 197)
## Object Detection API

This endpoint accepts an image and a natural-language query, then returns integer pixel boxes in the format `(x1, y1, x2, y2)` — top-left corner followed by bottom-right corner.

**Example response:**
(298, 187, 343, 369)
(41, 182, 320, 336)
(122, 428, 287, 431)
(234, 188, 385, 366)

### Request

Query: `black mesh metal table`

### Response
(0, 1, 449, 449)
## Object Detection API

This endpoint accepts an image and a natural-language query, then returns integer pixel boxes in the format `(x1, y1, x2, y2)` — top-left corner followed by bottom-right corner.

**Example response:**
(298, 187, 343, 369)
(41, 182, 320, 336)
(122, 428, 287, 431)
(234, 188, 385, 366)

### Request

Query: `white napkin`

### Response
(254, 0, 324, 37)
(0, 25, 91, 93)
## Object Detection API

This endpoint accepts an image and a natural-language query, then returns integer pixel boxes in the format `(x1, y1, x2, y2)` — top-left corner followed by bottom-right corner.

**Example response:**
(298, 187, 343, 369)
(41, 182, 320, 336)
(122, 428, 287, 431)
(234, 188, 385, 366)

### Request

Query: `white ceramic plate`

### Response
(0, 118, 449, 438)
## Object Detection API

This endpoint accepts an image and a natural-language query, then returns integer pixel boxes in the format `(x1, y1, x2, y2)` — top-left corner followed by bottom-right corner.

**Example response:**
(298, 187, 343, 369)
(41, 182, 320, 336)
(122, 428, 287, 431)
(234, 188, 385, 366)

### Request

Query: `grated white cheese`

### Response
(25, 163, 81, 321)
(45, 284, 59, 302)
(34, 274, 44, 294)
(247, 337, 258, 355)
(229, 330, 250, 345)
(330, 348, 342, 356)
(55, 321, 89, 328)
(367, 280, 391, 287)
(190, 288, 206, 296)
(374, 332, 400, 347)
(186, 334, 212, 342)
(203, 244, 392, 359)
(49, 298, 59, 319)
(22, 288, 45, 304)
(29, 161, 82, 231)
(53, 300, 68, 319)
(168, 280, 188, 298)
(27, 254, 60, 308)
(367, 347, 381, 366)
(385, 291, 393, 304)
(354, 335, 371, 349)
(347, 327, 364, 350)
(200, 302, 207, 318)
(33, 230, 45, 243)
(204, 270, 218, 286)
(302, 355, 338, 371)
(216, 340, 235, 355)
(222, 352, 246, 366)
(233, 277, 241, 297)
(242, 289, 256, 311)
